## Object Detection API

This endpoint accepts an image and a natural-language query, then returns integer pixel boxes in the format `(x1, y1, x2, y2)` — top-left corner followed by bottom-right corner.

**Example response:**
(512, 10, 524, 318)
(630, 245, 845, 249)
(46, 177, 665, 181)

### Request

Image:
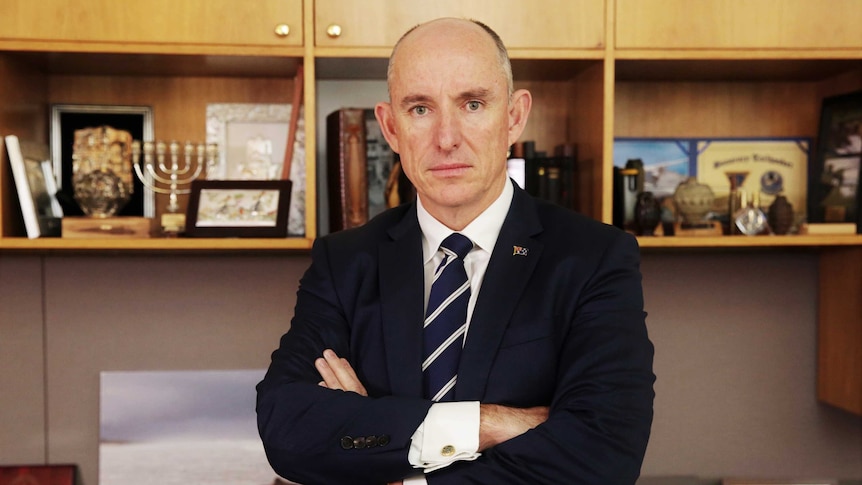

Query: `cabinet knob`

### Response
(326, 24, 343, 38)
(274, 24, 291, 37)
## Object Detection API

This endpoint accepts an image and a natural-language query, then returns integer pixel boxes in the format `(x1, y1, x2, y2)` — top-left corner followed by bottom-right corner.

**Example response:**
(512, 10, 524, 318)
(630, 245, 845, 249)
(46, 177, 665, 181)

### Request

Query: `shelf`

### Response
(637, 234, 862, 249)
(0, 237, 313, 253)
(3, 234, 860, 253)
(615, 58, 862, 82)
(2, 51, 303, 78)
(315, 56, 601, 81)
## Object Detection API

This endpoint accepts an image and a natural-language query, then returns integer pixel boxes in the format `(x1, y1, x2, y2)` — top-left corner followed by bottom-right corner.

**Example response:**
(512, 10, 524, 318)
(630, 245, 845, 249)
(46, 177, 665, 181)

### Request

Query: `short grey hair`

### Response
(386, 18, 514, 99)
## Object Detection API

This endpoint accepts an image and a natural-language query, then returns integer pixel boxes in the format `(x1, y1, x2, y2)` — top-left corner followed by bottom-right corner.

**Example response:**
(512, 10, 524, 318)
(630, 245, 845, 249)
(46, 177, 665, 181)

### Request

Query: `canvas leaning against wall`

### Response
(99, 369, 295, 485)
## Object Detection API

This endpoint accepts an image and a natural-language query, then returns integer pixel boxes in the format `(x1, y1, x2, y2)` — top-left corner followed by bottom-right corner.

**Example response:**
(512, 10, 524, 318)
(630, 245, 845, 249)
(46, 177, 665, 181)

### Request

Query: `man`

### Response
(257, 17, 655, 484)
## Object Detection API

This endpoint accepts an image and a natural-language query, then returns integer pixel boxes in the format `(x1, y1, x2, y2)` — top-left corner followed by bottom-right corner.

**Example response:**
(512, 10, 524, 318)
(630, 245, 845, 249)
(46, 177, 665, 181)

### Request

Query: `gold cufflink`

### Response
(441, 445, 455, 456)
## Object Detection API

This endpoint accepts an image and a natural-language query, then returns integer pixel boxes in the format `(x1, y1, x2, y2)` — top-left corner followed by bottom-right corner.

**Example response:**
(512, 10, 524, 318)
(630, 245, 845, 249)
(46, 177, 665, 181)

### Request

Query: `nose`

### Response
(435, 106, 462, 152)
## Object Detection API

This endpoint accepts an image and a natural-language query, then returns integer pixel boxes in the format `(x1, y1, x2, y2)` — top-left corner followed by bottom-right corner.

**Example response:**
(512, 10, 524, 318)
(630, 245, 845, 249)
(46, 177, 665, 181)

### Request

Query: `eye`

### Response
(466, 100, 482, 111)
(411, 105, 428, 116)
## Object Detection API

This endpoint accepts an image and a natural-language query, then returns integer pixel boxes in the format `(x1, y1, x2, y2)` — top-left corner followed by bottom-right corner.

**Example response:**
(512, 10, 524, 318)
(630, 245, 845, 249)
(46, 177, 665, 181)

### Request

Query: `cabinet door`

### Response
(0, 0, 302, 47)
(616, 0, 862, 50)
(315, 0, 604, 50)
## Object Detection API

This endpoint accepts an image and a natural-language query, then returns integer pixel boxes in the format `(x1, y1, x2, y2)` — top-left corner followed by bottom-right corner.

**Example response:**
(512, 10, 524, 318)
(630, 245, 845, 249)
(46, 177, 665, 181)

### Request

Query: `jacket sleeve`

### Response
(256, 236, 434, 485)
(427, 232, 655, 485)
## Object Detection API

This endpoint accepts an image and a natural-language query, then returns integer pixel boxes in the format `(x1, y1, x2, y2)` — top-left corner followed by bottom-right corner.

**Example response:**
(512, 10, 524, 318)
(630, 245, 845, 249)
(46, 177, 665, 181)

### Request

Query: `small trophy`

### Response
(132, 140, 215, 235)
(71, 126, 135, 217)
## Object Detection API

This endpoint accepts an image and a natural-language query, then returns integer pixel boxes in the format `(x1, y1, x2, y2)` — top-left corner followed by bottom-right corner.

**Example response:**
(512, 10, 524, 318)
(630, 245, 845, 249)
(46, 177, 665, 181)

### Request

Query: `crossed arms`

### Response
(256, 228, 655, 484)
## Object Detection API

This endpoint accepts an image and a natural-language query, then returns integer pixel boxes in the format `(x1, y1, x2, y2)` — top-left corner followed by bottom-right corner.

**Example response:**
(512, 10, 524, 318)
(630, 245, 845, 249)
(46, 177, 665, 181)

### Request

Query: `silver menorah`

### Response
(132, 140, 217, 234)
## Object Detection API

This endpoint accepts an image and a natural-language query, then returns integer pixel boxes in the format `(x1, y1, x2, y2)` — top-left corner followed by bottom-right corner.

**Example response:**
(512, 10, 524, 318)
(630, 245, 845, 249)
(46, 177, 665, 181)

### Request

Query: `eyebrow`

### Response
(399, 88, 496, 110)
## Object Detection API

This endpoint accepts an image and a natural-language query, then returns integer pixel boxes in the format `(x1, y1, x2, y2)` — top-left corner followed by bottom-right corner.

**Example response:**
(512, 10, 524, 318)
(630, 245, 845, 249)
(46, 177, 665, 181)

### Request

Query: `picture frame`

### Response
(808, 90, 862, 227)
(184, 179, 292, 238)
(4, 135, 64, 238)
(99, 369, 277, 485)
(50, 104, 155, 218)
(0, 464, 77, 485)
(205, 102, 306, 236)
(723, 479, 838, 485)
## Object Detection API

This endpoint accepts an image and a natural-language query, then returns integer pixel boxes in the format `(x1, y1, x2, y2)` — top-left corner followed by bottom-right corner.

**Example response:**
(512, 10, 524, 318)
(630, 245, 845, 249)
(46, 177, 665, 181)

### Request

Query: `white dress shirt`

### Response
(404, 180, 514, 483)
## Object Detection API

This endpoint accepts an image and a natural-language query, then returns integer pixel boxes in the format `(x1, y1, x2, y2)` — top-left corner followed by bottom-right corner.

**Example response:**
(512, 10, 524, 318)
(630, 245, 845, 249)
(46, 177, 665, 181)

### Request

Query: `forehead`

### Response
(390, 21, 505, 98)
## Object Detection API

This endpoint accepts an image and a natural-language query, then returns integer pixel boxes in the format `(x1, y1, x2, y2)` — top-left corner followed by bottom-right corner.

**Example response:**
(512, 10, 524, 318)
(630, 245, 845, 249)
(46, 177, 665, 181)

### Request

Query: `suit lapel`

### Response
(379, 205, 426, 397)
(456, 187, 544, 401)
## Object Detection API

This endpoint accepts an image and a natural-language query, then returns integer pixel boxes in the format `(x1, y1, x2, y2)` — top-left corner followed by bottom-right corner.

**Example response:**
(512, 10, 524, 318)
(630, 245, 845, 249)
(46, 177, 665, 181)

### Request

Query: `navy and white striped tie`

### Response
(422, 233, 473, 402)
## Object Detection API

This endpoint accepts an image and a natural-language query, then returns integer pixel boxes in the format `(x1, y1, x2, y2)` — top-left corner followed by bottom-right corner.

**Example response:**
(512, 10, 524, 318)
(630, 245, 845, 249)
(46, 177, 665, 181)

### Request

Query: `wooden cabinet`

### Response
(0, 0, 303, 49)
(314, 0, 604, 50)
(0, 0, 860, 255)
(616, 0, 862, 50)
(818, 247, 862, 415)
(0, 4, 860, 484)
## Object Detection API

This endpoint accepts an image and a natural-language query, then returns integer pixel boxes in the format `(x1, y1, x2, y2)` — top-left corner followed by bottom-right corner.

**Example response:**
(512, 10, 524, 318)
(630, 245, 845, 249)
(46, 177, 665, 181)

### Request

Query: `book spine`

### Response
(327, 108, 369, 232)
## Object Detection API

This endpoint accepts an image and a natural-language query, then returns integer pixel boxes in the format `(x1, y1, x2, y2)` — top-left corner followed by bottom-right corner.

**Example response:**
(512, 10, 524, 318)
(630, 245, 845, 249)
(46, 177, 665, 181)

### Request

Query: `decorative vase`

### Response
(672, 177, 715, 225)
(768, 194, 795, 235)
(634, 191, 661, 236)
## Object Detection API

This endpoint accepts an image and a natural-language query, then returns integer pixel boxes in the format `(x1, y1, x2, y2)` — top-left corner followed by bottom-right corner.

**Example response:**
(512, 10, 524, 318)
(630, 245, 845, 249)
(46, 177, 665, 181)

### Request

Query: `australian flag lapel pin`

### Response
(512, 245, 529, 256)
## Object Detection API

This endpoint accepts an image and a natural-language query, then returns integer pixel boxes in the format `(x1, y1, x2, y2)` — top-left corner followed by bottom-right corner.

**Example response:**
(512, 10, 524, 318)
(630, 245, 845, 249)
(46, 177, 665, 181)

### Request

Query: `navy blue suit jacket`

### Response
(257, 182, 655, 484)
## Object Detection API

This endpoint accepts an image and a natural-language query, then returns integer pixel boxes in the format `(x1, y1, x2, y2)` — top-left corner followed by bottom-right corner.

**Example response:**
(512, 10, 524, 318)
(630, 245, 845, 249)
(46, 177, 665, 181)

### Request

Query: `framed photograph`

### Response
(50, 104, 154, 217)
(0, 464, 77, 485)
(184, 179, 292, 238)
(4, 135, 64, 238)
(205, 103, 306, 236)
(613, 138, 692, 199)
(808, 90, 862, 226)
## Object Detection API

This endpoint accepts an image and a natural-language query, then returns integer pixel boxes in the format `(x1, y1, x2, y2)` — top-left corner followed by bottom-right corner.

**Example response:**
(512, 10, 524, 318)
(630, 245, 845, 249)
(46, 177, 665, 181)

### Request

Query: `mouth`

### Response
(429, 163, 471, 177)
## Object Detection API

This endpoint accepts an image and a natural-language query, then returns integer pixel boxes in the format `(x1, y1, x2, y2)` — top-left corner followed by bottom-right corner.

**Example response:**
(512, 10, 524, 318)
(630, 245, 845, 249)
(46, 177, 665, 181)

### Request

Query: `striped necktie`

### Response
(422, 232, 473, 402)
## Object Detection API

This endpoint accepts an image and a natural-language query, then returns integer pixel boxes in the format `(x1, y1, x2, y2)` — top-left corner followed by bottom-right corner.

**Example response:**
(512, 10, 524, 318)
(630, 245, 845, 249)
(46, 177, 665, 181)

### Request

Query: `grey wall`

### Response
(1, 251, 860, 484)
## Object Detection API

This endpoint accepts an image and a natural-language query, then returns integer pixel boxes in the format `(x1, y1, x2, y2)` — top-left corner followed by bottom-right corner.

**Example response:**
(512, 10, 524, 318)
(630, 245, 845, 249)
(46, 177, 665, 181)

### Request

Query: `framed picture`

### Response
(4, 135, 64, 238)
(99, 370, 277, 485)
(50, 104, 154, 217)
(808, 90, 862, 226)
(205, 103, 306, 236)
(0, 464, 77, 485)
(184, 179, 292, 238)
(723, 480, 837, 485)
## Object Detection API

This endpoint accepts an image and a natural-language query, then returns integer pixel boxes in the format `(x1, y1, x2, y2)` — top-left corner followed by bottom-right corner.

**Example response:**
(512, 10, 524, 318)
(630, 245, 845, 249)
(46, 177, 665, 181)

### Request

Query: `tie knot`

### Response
(440, 233, 473, 260)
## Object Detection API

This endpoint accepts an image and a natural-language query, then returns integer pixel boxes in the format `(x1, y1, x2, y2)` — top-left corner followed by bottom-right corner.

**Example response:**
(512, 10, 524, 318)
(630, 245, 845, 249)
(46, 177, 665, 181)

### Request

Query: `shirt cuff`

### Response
(408, 401, 481, 473)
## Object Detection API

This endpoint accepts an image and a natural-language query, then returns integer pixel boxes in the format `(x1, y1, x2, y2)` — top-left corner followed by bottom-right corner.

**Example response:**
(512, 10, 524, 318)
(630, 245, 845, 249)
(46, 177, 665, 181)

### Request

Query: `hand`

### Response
(478, 404, 549, 451)
(315, 349, 368, 396)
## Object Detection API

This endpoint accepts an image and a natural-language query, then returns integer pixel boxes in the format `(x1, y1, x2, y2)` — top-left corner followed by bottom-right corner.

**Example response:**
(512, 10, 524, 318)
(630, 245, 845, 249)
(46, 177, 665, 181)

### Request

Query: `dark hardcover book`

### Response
(554, 143, 578, 211)
(327, 108, 369, 232)
(521, 140, 540, 196)
(364, 110, 396, 219)
(544, 157, 562, 205)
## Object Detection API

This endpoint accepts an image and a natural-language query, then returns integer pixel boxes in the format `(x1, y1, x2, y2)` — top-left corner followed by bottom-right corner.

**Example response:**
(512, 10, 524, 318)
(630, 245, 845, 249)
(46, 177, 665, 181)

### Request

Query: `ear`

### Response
(374, 102, 400, 153)
(507, 89, 532, 147)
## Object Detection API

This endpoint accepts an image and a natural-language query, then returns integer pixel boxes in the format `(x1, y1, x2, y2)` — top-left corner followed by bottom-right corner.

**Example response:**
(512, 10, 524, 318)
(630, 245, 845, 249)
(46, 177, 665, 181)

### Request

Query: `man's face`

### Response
(376, 20, 529, 226)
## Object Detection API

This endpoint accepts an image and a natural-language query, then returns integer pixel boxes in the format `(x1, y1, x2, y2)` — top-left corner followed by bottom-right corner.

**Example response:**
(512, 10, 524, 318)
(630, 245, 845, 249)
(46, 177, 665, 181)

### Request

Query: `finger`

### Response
(339, 358, 368, 396)
(315, 357, 343, 390)
(323, 350, 368, 396)
(322, 350, 359, 392)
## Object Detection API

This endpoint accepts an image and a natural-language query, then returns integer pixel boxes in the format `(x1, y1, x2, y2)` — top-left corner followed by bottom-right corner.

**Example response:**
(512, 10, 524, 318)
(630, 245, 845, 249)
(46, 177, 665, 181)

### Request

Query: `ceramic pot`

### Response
(673, 177, 714, 225)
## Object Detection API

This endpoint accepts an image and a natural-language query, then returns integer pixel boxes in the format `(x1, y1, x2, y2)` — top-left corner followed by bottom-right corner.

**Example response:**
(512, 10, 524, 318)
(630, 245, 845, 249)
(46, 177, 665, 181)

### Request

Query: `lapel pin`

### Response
(512, 245, 529, 256)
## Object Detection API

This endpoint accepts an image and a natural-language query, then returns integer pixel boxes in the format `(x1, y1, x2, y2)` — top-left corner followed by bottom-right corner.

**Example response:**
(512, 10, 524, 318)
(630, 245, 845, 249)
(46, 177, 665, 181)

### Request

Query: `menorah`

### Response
(132, 140, 217, 234)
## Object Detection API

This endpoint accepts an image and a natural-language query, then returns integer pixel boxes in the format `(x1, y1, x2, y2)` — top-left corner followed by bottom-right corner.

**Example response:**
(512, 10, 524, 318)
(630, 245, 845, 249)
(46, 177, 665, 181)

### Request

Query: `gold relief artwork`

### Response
(71, 125, 134, 217)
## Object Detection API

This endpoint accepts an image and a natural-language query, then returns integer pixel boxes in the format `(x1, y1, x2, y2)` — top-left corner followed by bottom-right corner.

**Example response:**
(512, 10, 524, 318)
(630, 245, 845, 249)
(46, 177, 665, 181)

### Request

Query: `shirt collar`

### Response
(417, 179, 514, 263)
